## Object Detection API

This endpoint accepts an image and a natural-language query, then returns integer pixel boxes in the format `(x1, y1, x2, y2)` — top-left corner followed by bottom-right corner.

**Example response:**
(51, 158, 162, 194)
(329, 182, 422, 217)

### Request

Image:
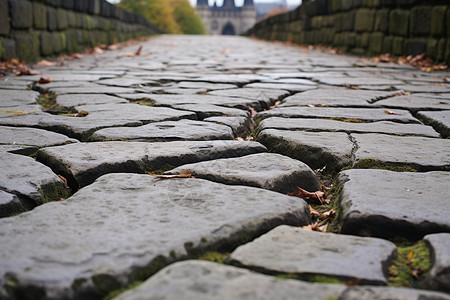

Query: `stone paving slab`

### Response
(353, 133, 450, 171)
(177, 81, 237, 90)
(48, 85, 136, 95)
(0, 190, 25, 218)
(166, 153, 320, 193)
(377, 95, 450, 113)
(259, 117, 439, 138)
(96, 78, 157, 87)
(230, 225, 396, 284)
(37, 140, 267, 189)
(258, 107, 419, 123)
(279, 89, 397, 107)
(424, 233, 450, 293)
(339, 286, 450, 300)
(257, 129, 354, 173)
(192, 74, 268, 84)
(76, 103, 196, 124)
(317, 76, 404, 86)
(338, 169, 450, 239)
(244, 82, 317, 92)
(90, 119, 234, 142)
(417, 110, 450, 138)
(394, 84, 450, 93)
(0, 174, 310, 299)
(204, 116, 250, 136)
(0, 125, 77, 149)
(0, 89, 40, 107)
(209, 88, 290, 108)
(113, 260, 347, 300)
(56, 94, 129, 107)
(0, 151, 70, 209)
(170, 104, 249, 120)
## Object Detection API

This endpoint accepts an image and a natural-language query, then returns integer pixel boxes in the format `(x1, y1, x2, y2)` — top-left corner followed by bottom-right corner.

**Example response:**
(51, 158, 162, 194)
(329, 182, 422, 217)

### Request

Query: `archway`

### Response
(221, 22, 236, 35)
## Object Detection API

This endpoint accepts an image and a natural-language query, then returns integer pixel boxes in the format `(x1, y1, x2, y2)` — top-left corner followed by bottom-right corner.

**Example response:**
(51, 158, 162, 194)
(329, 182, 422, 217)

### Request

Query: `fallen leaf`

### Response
(314, 166, 326, 173)
(309, 205, 320, 218)
(76, 110, 88, 117)
(36, 60, 57, 67)
(58, 175, 69, 189)
(384, 110, 400, 115)
(245, 136, 254, 141)
(37, 77, 51, 84)
(411, 268, 423, 279)
(395, 90, 409, 96)
(221, 48, 231, 54)
(91, 46, 104, 54)
(345, 278, 362, 286)
(152, 172, 193, 179)
(322, 209, 335, 220)
(247, 106, 257, 118)
(443, 77, 450, 83)
(108, 44, 121, 51)
(234, 137, 244, 141)
(135, 45, 143, 56)
(302, 222, 326, 232)
(287, 187, 325, 205)
(342, 84, 360, 90)
(269, 100, 281, 109)
(320, 183, 330, 192)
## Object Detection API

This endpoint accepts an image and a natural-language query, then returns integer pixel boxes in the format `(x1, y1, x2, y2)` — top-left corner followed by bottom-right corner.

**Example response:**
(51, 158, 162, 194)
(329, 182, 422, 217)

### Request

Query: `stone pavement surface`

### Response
(0, 35, 449, 299)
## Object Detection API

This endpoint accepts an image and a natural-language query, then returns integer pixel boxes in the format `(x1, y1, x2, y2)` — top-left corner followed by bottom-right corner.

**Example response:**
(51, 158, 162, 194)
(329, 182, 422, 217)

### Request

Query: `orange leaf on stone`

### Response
(37, 77, 51, 84)
(36, 60, 57, 67)
(384, 110, 400, 115)
(287, 187, 325, 205)
(152, 172, 193, 179)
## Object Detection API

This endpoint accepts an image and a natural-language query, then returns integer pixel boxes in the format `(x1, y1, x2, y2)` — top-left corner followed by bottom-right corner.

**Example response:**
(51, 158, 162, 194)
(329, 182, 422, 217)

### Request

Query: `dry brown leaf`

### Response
(302, 222, 326, 232)
(309, 205, 320, 218)
(345, 278, 362, 286)
(443, 77, 450, 83)
(269, 100, 281, 109)
(152, 172, 193, 179)
(395, 90, 409, 96)
(320, 183, 330, 192)
(92, 47, 104, 54)
(322, 209, 335, 220)
(221, 48, 231, 54)
(287, 187, 325, 205)
(108, 44, 121, 51)
(411, 268, 423, 279)
(384, 110, 400, 115)
(135, 45, 143, 56)
(37, 77, 51, 84)
(245, 136, 254, 141)
(36, 60, 57, 67)
(76, 110, 88, 117)
(58, 175, 69, 189)
(247, 106, 257, 118)
(234, 137, 244, 141)
(342, 84, 360, 90)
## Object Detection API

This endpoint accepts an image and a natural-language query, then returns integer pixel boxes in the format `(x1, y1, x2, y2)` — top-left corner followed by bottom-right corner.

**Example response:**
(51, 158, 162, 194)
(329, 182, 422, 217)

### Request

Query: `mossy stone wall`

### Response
(245, 0, 450, 64)
(0, 0, 162, 62)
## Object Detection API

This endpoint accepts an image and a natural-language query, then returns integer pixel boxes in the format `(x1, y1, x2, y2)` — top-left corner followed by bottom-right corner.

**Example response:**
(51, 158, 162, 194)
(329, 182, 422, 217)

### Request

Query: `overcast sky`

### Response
(107, 0, 302, 8)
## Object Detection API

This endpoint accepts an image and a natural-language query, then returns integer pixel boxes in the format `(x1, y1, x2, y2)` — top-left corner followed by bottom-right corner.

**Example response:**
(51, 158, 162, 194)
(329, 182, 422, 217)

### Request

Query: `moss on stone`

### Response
(129, 99, 155, 106)
(199, 251, 230, 264)
(144, 163, 175, 175)
(353, 159, 417, 172)
(388, 240, 431, 288)
(103, 281, 142, 300)
(92, 274, 121, 296)
(39, 181, 71, 204)
(275, 273, 344, 285)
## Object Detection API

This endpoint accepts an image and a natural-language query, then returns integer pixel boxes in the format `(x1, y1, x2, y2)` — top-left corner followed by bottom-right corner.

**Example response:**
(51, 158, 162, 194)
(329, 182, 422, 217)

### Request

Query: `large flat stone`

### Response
(338, 169, 450, 239)
(339, 285, 450, 300)
(76, 103, 196, 124)
(170, 104, 249, 120)
(318, 76, 404, 86)
(244, 82, 317, 92)
(56, 94, 129, 107)
(90, 120, 234, 142)
(0, 151, 70, 208)
(230, 225, 396, 285)
(0, 89, 40, 107)
(209, 88, 289, 109)
(257, 107, 419, 123)
(0, 174, 310, 299)
(279, 89, 397, 107)
(377, 95, 450, 113)
(424, 233, 450, 293)
(0, 126, 78, 149)
(353, 133, 450, 171)
(37, 140, 267, 189)
(204, 116, 250, 136)
(259, 117, 439, 138)
(114, 260, 347, 300)
(166, 153, 320, 193)
(417, 110, 450, 138)
(96, 77, 157, 87)
(0, 190, 26, 218)
(193, 74, 268, 84)
(48, 85, 136, 95)
(257, 129, 354, 173)
(177, 81, 237, 90)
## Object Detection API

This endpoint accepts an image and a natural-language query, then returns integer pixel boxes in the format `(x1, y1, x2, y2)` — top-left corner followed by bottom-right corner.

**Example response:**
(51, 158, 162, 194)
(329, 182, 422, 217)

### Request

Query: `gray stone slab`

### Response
(424, 233, 450, 293)
(257, 129, 353, 173)
(230, 225, 396, 284)
(318, 77, 404, 86)
(35, 82, 101, 93)
(258, 107, 419, 124)
(262, 78, 317, 85)
(338, 169, 450, 239)
(0, 174, 310, 299)
(166, 153, 320, 193)
(0, 125, 78, 148)
(417, 110, 450, 138)
(114, 260, 346, 300)
(193, 74, 268, 84)
(76, 103, 196, 124)
(0, 105, 42, 117)
(204, 116, 250, 136)
(377, 95, 450, 113)
(244, 82, 317, 92)
(90, 120, 234, 142)
(279, 89, 397, 108)
(0, 89, 40, 107)
(394, 84, 450, 93)
(177, 81, 237, 90)
(37, 140, 267, 188)
(38, 73, 115, 82)
(171, 104, 249, 120)
(56, 94, 129, 107)
(0, 151, 69, 207)
(0, 112, 142, 141)
(48, 86, 136, 95)
(209, 88, 290, 108)
(96, 78, 157, 87)
(353, 133, 450, 171)
(340, 285, 450, 300)
(161, 88, 207, 95)
(259, 117, 440, 138)
(0, 190, 26, 218)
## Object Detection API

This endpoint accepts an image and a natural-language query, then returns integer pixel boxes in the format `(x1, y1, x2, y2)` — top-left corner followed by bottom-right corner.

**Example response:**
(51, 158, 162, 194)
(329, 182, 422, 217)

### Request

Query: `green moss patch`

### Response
(199, 251, 230, 264)
(144, 163, 175, 175)
(388, 240, 431, 288)
(103, 281, 142, 300)
(129, 99, 155, 106)
(275, 273, 345, 285)
(352, 159, 417, 172)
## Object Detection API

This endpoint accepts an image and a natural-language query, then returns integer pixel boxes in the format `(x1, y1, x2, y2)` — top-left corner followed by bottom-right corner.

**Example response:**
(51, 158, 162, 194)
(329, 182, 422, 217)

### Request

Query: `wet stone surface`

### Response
(0, 35, 449, 299)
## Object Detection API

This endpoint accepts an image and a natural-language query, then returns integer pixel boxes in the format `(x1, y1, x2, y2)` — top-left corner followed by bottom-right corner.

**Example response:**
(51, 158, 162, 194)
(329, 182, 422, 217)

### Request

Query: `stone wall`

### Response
(0, 0, 162, 62)
(245, 0, 450, 64)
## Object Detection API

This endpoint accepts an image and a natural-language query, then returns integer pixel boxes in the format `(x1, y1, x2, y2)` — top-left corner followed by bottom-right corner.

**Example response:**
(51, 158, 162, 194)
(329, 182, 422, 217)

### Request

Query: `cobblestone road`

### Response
(0, 35, 449, 299)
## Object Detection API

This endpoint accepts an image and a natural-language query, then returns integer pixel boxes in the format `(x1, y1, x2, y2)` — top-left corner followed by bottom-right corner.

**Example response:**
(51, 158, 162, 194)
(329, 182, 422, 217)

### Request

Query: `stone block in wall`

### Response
(61, 0, 74, 10)
(67, 11, 77, 28)
(101, 1, 113, 18)
(362, 0, 380, 8)
(88, 0, 101, 15)
(396, 0, 421, 7)
(76, 13, 84, 28)
(345, 32, 357, 47)
(311, 16, 322, 30)
(446, 40, 450, 63)
(369, 32, 384, 53)
(334, 13, 344, 32)
(45, 0, 61, 8)
(426, 39, 438, 59)
(389, 10, 409, 36)
(352, 0, 363, 7)
(57, 8, 68, 30)
(405, 38, 427, 56)
(379, 0, 395, 7)
(0, 0, 10, 35)
(14, 31, 39, 62)
(9, 0, 32, 29)
(374, 9, 388, 33)
(447, 8, 450, 37)
(343, 11, 355, 31)
(355, 8, 375, 32)
(47, 7, 58, 31)
(392, 36, 404, 55)
(32, 2, 47, 30)
(315, 0, 328, 15)
(410, 6, 431, 36)
(382, 35, 392, 53)
(65, 30, 79, 53)
(75, 0, 88, 13)
(40, 31, 53, 56)
(83, 15, 92, 30)
(51, 32, 65, 53)
(341, 0, 353, 11)
(0, 38, 16, 59)
(431, 6, 447, 37)
(437, 39, 447, 62)
(360, 32, 370, 48)
(330, 0, 341, 13)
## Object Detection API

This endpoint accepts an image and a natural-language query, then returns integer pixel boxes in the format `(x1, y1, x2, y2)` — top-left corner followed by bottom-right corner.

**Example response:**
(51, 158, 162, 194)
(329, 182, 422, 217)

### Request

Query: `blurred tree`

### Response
(119, 0, 204, 34)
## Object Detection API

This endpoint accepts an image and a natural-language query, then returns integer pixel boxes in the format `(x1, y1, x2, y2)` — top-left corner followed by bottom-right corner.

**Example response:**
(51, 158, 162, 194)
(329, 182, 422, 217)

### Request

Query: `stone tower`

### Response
(196, 0, 257, 35)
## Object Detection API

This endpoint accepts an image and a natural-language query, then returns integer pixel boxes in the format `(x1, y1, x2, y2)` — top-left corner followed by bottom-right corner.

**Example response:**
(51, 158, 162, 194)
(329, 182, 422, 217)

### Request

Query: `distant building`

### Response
(196, 0, 257, 35)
